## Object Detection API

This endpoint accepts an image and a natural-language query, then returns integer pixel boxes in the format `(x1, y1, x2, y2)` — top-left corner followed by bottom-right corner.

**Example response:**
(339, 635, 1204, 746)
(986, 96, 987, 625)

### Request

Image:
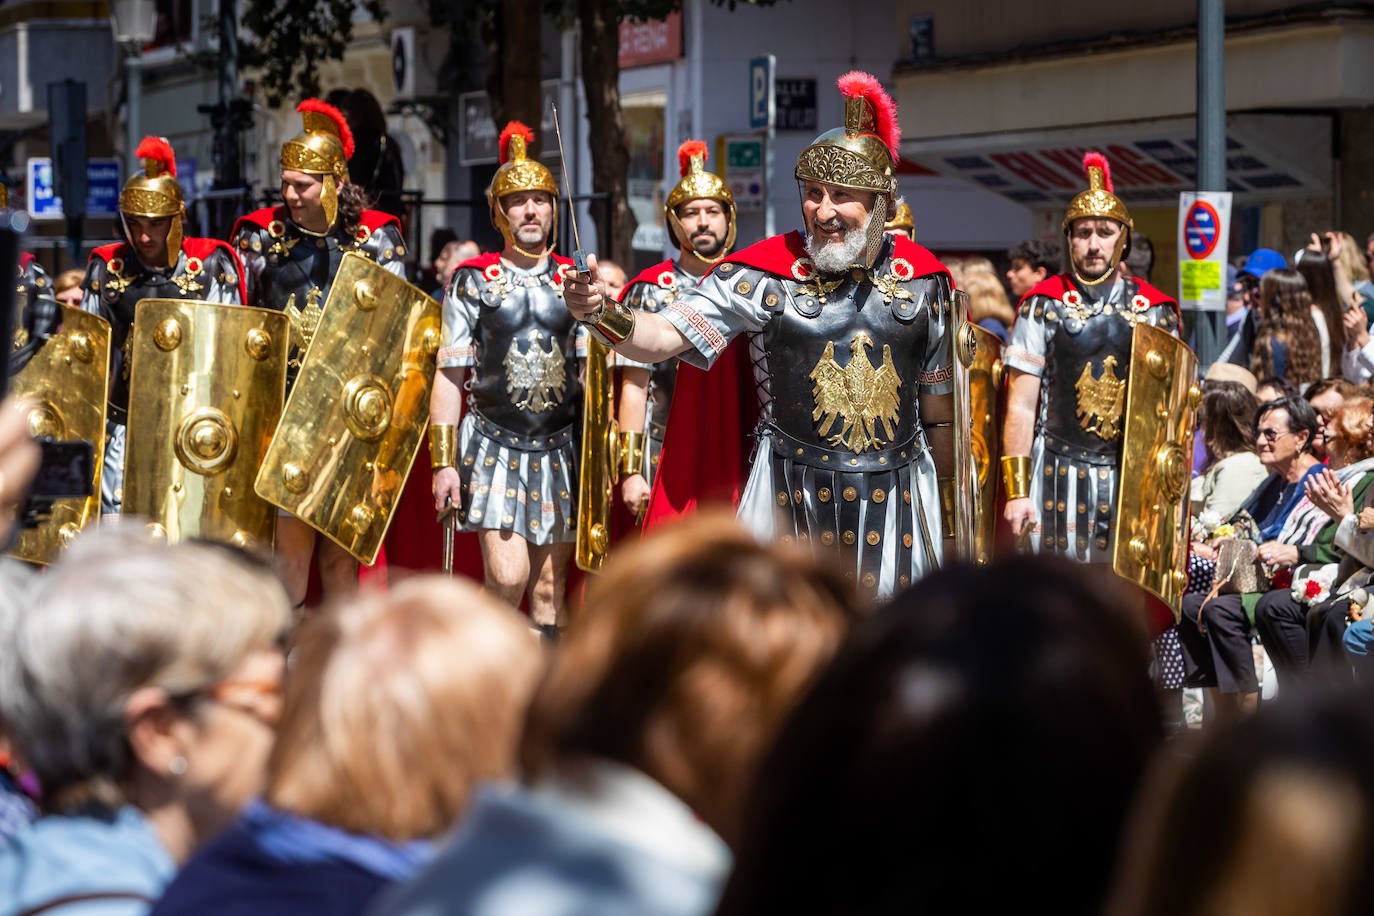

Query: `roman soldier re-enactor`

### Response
(615, 139, 737, 517)
(564, 72, 957, 600)
(232, 99, 406, 609)
(5, 182, 61, 374)
(80, 136, 245, 516)
(429, 121, 582, 638)
(1001, 151, 1181, 560)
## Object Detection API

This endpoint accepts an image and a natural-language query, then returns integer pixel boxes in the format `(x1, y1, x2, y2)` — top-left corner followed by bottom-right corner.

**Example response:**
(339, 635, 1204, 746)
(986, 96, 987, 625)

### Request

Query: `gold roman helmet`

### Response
(281, 99, 353, 228)
(665, 140, 736, 267)
(795, 71, 901, 268)
(884, 200, 915, 238)
(1062, 151, 1133, 285)
(487, 121, 558, 258)
(120, 136, 186, 269)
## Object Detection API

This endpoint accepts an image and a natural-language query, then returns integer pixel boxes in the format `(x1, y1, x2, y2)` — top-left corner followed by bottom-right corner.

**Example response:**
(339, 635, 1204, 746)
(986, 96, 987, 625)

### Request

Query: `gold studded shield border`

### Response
(124, 299, 289, 551)
(9, 306, 110, 565)
(254, 252, 441, 565)
(952, 310, 1002, 566)
(1113, 322, 1200, 613)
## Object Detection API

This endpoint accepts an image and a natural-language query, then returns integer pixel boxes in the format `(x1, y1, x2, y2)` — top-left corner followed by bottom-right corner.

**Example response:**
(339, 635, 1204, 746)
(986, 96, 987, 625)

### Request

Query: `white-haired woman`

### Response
(0, 530, 291, 914)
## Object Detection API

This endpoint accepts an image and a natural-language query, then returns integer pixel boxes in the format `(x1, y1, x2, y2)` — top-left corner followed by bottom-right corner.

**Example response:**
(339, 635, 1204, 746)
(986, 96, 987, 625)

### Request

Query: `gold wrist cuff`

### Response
(1001, 455, 1032, 500)
(938, 476, 956, 539)
(585, 295, 636, 346)
(620, 431, 646, 477)
(428, 424, 458, 470)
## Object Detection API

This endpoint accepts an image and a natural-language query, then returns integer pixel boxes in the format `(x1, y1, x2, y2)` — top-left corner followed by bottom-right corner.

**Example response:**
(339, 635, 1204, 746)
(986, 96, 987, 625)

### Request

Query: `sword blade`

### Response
(550, 101, 587, 273)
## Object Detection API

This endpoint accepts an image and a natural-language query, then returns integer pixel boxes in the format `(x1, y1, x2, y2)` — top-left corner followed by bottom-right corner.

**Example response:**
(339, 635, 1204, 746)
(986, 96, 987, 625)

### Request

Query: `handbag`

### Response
(1210, 510, 1272, 597)
(1213, 537, 1270, 595)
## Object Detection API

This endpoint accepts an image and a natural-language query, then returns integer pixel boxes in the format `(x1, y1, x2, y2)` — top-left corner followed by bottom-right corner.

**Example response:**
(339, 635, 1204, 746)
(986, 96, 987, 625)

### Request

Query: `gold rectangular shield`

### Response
(576, 337, 617, 572)
(953, 314, 1002, 565)
(9, 305, 110, 565)
(1113, 322, 1200, 611)
(254, 253, 441, 565)
(124, 299, 288, 550)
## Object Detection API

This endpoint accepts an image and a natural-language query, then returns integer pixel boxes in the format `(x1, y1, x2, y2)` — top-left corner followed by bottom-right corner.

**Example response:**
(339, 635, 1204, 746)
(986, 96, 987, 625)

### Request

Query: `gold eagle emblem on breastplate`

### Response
(809, 331, 903, 453)
(1075, 355, 1125, 441)
(284, 287, 325, 368)
(504, 329, 567, 413)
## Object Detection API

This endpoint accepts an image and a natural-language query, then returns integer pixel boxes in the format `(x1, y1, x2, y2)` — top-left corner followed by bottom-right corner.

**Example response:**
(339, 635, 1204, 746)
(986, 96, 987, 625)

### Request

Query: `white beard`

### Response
(515, 224, 548, 248)
(805, 211, 873, 274)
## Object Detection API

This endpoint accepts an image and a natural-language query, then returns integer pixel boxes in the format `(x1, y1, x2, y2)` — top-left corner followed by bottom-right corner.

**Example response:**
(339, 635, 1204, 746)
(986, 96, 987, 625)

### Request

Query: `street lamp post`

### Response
(109, 0, 158, 178)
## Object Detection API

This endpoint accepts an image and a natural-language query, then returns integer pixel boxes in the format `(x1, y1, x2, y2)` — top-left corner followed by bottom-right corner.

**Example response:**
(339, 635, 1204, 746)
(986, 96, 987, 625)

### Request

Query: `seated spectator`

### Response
(373, 513, 858, 916)
(1178, 397, 1330, 717)
(1191, 380, 1267, 541)
(1108, 690, 1374, 916)
(152, 576, 542, 916)
(714, 557, 1162, 916)
(1005, 238, 1062, 301)
(1304, 377, 1361, 462)
(0, 531, 291, 914)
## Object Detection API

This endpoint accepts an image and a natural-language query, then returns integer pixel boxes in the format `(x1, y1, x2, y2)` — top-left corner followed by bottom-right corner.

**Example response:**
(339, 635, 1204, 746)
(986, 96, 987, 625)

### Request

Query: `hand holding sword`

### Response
(438, 495, 457, 577)
(550, 102, 625, 331)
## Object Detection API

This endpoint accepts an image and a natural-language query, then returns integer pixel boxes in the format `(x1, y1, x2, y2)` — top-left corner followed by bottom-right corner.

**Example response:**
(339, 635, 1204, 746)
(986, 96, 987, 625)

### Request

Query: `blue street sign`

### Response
(1183, 200, 1221, 259)
(749, 55, 775, 130)
(27, 157, 122, 220)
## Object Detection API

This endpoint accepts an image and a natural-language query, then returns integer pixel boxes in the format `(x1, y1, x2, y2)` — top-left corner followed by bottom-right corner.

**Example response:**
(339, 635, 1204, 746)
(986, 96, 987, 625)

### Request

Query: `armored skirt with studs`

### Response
(79, 243, 244, 515)
(615, 259, 696, 484)
(663, 232, 954, 598)
(438, 255, 584, 546)
(1004, 275, 1181, 562)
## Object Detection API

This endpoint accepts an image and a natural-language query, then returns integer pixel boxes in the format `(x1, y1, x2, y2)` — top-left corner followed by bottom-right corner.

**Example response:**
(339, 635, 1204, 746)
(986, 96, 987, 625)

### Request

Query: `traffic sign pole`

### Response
(749, 55, 776, 238)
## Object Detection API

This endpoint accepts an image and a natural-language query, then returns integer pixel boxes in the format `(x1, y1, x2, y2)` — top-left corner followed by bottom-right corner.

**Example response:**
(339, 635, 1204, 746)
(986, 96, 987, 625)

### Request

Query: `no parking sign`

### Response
(1177, 191, 1232, 311)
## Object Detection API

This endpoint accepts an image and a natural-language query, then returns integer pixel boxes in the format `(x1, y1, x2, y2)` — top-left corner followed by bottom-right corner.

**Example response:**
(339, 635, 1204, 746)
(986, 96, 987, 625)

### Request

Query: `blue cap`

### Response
(1240, 247, 1286, 279)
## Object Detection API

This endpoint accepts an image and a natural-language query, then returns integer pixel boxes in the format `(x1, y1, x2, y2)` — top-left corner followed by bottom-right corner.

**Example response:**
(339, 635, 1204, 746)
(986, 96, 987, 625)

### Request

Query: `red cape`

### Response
(454, 251, 576, 274)
(1018, 273, 1181, 323)
(231, 206, 402, 242)
(90, 238, 248, 304)
(620, 259, 676, 303)
(643, 234, 952, 531)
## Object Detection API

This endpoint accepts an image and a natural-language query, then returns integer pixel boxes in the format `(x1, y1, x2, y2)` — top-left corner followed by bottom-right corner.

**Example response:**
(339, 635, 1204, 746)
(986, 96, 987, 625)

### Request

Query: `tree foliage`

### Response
(241, 0, 386, 107)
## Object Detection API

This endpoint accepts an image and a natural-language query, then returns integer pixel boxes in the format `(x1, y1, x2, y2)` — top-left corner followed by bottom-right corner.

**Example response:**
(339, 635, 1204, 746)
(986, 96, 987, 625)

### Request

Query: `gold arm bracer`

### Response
(584, 295, 636, 346)
(1001, 455, 1032, 501)
(429, 424, 458, 470)
(938, 476, 957, 539)
(620, 430, 646, 477)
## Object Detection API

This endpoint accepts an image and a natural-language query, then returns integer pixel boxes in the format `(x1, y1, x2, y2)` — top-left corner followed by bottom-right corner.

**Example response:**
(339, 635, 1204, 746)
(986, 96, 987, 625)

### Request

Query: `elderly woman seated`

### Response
(1178, 396, 1374, 717)
(0, 530, 291, 914)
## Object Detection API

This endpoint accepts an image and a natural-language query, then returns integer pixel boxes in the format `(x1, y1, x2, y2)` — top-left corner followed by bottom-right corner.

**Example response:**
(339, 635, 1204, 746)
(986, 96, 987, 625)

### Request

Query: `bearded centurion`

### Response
(562, 72, 957, 599)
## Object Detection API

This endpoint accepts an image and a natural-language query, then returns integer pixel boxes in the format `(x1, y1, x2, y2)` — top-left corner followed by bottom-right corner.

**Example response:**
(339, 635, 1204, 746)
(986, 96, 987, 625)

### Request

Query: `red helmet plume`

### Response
(837, 71, 900, 162)
(677, 140, 708, 178)
(296, 99, 355, 159)
(1083, 151, 1113, 193)
(499, 121, 536, 165)
(134, 136, 177, 178)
